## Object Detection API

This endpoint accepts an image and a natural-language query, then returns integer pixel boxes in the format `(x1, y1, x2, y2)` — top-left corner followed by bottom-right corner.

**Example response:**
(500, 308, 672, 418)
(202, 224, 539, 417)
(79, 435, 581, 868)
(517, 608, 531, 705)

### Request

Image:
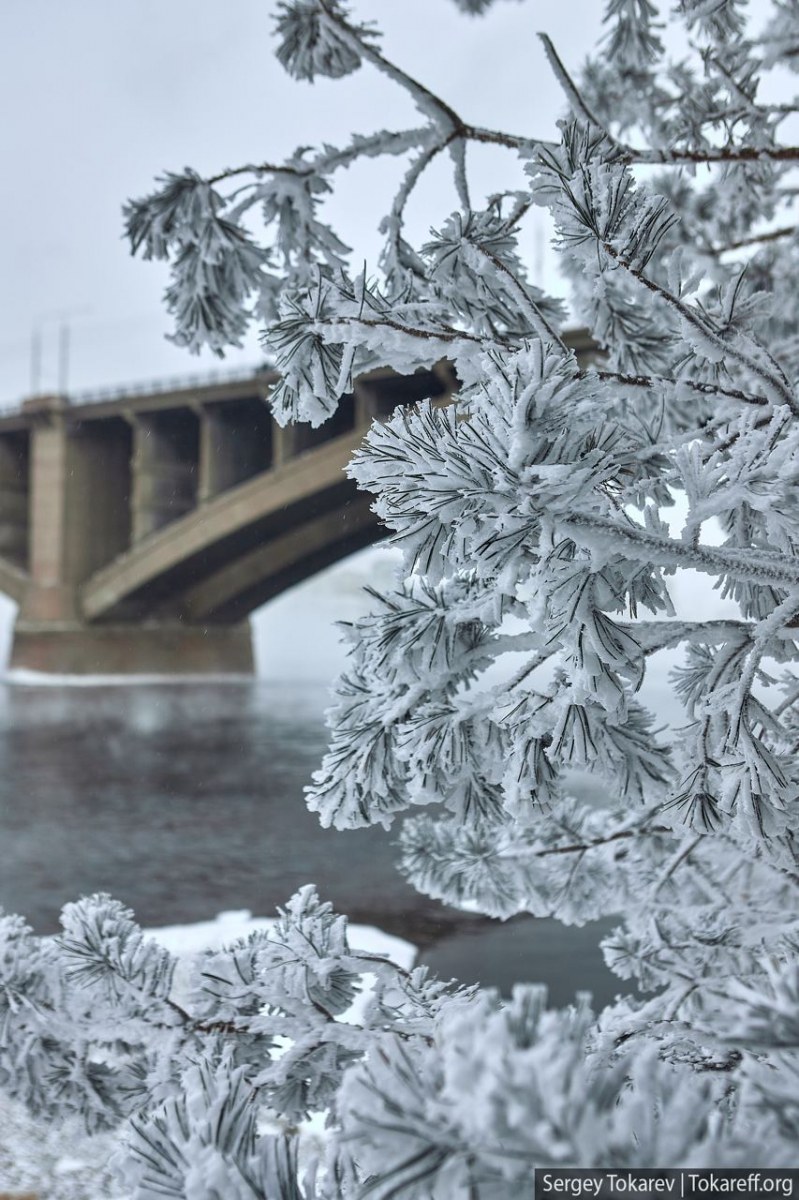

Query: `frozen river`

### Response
(0, 677, 623, 1007)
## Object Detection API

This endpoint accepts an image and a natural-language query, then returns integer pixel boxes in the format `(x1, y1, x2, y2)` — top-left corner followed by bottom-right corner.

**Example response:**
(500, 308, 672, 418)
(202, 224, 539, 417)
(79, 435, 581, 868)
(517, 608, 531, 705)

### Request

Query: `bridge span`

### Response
(0, 332, 592, 674)
(0, 361, 461, 674)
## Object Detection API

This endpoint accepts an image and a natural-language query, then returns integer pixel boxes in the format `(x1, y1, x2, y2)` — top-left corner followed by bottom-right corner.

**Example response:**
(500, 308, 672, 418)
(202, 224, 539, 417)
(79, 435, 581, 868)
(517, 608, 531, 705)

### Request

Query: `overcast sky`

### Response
(0, 1, 784, 671)
(0, 0, 608, 403)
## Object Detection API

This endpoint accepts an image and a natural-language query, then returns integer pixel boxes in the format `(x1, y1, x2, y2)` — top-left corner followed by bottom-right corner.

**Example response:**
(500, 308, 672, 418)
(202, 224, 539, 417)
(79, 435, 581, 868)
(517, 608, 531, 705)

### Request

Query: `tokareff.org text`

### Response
(539, 1175, 795, 1197)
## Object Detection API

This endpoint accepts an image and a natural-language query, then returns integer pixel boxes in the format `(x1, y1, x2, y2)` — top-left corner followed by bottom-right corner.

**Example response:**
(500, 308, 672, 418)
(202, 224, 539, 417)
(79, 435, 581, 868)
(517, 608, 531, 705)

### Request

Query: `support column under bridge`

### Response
(7, 394, 254, 674)
(0, 362, 461, 675)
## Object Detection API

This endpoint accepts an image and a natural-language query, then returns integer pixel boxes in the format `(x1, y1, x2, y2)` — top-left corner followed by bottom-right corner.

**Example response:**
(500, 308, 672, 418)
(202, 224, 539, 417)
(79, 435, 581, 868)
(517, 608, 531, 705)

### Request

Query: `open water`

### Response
(0, 678, 623, 1007)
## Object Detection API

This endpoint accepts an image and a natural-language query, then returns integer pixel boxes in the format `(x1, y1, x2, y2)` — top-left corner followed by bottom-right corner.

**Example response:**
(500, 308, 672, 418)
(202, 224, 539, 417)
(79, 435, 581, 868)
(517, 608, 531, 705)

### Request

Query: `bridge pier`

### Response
(8, 395, 255, 676)
(15, 398, 131, 625)
(9, 620, 254, 676)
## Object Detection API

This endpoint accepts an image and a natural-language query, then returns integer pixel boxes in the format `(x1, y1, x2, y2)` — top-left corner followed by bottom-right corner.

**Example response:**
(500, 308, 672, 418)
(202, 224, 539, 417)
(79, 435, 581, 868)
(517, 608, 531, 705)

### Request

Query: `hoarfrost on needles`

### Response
(5, 0, 799, 1192)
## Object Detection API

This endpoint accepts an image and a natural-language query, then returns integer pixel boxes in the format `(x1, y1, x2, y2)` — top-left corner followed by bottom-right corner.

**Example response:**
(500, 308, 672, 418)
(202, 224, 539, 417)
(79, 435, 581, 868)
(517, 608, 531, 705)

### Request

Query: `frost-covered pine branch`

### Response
(3, 888, 799, 1197)
(5, 0, 799, 1192)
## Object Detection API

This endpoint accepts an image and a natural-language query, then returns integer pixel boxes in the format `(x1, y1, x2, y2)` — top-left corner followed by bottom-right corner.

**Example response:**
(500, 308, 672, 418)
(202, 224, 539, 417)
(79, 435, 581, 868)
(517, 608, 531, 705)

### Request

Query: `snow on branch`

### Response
(7, 0, 799, 1191)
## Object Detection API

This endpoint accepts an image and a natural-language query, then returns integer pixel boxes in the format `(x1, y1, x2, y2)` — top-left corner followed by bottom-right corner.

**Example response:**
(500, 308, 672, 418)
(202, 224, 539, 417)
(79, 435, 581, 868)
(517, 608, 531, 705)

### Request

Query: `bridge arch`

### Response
(80, 429, 384, 624)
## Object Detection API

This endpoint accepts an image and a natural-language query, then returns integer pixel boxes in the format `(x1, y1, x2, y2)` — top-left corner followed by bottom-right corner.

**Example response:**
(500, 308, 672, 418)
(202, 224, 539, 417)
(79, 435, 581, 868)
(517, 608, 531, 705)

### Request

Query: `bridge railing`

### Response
(69, 363, 275, 405)
(0, 363, 274, 417)
(2, 327, 596, 418)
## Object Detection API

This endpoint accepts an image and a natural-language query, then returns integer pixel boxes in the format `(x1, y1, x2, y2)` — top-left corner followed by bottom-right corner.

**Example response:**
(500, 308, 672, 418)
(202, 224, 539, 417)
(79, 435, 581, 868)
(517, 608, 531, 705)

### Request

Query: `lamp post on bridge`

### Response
(28, 306, 92, 400)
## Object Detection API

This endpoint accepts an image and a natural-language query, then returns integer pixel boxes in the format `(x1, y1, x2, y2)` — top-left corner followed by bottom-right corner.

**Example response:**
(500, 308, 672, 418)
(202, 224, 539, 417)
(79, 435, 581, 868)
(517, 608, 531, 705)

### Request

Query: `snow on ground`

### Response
(0, 911, 415, 1200)
(150, 907, 415, 968)
(153, 908, 416, 1025)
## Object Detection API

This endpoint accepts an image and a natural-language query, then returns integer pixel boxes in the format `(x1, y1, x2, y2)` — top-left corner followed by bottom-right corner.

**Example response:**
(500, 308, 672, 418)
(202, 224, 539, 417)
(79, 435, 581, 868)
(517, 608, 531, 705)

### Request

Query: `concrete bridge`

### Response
(0, 331, 593, 675)
(0, 361, 462, 674)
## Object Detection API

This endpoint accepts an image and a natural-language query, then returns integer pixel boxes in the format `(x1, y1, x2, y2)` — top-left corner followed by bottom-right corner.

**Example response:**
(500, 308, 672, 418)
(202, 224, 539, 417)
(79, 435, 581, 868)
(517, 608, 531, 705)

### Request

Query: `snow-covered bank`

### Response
(149, 907, 415, 968)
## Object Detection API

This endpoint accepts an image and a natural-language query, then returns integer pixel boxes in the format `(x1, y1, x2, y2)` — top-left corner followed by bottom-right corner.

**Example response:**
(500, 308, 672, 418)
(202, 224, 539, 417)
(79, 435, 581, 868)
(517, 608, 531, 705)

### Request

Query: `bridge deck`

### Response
(0, 337, 593, 672)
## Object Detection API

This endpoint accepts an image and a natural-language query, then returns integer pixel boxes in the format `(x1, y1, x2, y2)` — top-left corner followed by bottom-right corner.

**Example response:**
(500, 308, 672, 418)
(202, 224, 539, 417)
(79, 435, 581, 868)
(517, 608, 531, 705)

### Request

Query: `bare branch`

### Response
(711, 224, 797, 254)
